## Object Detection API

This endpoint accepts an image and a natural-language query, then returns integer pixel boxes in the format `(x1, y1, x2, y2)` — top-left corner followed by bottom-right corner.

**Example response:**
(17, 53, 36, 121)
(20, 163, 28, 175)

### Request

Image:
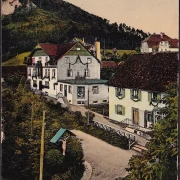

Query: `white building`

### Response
(108, 52, 178, 128)
(26, 41, 109, 105)
(140, 33, 178, 53)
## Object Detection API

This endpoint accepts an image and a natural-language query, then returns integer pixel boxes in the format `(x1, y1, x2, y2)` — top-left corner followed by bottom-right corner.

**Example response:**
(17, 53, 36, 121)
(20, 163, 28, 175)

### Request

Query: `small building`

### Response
(26, 40, 109, 105)
(108, 52, 178, 128)
(140, 33, 179, 53)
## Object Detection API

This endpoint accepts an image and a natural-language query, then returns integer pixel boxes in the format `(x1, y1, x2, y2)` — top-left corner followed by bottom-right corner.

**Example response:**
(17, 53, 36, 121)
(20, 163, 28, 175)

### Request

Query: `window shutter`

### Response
(148, 92, 152, 101)
(122, 89, 125, 98)
(122, 106, 125, 115)
(115, 87, 117, 97)
(138, 90, 141, 101)
(115, 105, 117, 114)
(130, 89, 133, 99)
(157, 93, 161, 101)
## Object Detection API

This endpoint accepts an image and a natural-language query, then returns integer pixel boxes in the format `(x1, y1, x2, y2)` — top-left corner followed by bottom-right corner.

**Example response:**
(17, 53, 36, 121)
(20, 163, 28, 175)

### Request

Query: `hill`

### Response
(2, 0, 149, 61)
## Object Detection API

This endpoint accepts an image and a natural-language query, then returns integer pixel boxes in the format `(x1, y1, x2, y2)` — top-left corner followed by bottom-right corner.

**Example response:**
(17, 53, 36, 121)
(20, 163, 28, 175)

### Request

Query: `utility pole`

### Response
(87, 87, 90, 125)
(31, 102, 34, 135)
(39, 110, 45, 180)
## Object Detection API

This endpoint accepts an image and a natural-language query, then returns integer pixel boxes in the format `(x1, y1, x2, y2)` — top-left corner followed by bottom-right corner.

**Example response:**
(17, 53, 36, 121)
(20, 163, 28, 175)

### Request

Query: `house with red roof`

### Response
(108, 52, 178, 129)
(140, 33, 179, 53)
(26, 41, 109, 105)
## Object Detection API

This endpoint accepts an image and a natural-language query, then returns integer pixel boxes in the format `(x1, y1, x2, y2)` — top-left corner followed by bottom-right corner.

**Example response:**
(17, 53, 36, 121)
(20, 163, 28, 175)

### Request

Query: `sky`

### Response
(65, 0, 179, 39)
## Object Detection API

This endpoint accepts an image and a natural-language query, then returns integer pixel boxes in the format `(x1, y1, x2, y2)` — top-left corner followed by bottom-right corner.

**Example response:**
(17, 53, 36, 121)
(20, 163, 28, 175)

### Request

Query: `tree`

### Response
(126, 83, 178, 180)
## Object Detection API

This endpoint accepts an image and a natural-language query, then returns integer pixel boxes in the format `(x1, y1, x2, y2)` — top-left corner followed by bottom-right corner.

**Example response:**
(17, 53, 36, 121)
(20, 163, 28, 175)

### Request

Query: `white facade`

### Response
(109, 87, 167, 128)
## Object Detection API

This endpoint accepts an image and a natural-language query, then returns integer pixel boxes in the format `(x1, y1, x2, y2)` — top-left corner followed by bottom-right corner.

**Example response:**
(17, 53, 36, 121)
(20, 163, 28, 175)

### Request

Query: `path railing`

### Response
(92, 120, 136, 149)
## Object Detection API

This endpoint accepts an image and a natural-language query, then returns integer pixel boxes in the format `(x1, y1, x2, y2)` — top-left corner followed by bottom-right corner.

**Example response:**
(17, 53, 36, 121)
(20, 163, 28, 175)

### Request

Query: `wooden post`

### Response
(87, 87, 90, 125)
(39, 110, 45, 180)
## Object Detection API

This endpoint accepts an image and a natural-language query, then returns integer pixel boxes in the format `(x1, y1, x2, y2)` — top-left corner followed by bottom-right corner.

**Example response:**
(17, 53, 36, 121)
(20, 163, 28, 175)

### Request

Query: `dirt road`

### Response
(72, 130, 137, 180)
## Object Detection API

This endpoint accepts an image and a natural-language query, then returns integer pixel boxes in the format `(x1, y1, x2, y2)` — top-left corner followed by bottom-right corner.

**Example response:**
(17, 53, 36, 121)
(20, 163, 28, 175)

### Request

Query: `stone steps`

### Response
(132, 144, 148, 153)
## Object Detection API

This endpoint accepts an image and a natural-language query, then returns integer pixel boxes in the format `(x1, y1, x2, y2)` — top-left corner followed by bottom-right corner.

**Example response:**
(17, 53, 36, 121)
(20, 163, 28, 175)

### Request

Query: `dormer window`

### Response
(131, 89, 141, 102)
(87, 58, 92, 64)
(67, 69, 73, 77)
(115, 88, 125, 99)
(65, 57, 70, 64)
(84, 69, 90, 77)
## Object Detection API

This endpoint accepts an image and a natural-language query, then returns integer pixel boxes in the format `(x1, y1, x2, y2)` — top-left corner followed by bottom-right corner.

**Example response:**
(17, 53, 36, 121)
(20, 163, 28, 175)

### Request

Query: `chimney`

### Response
(160, 32, 164, 39)
(95, 41, 101, 61)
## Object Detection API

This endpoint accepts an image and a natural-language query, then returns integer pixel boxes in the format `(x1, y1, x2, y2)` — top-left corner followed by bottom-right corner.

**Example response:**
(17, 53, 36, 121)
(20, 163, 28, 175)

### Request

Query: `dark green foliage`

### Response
(2, 0, 149, 61)
(2, 75, 84, 180)
(88, 103, 109, 116)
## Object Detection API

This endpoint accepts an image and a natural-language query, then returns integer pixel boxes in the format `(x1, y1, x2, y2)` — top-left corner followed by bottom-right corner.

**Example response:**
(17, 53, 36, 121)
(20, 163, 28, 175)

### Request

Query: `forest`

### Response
(2, 0, 149, 61)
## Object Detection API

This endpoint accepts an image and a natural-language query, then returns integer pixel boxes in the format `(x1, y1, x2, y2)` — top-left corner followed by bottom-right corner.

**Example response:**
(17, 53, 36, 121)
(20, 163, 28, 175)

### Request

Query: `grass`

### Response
(2, 52, 30, 66)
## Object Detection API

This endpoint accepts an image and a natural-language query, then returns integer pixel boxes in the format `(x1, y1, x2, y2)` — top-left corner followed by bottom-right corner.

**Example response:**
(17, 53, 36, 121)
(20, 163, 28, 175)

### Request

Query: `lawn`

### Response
(2, 52, 30, 66)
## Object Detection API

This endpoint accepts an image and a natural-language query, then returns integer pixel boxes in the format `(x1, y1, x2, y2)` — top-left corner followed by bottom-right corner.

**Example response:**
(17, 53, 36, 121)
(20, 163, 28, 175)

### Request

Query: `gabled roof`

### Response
(142, 34, 178, 48)
(108, 52, 178, 92)
(101, 61, 118, 68)
(39, 42, 77, 58)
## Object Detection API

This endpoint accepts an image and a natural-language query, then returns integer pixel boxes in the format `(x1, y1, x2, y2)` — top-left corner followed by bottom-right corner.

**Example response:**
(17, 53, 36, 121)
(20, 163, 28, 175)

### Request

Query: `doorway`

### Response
(39, 81, 42, 90)
(133, 108, 139, 125)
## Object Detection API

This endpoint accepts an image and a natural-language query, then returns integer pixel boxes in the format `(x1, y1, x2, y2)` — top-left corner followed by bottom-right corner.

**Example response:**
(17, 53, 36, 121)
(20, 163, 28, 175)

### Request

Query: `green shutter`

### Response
(138, 90, 141, 101)
(157, 93, 161, 101)
(122, 106, 125, 115)
(148, 92, 152, 101)
(122, 88, 125, 98)
(115, 87, 117, 97)
(130, 89, 133, 99)
(115, 105, 117, 114)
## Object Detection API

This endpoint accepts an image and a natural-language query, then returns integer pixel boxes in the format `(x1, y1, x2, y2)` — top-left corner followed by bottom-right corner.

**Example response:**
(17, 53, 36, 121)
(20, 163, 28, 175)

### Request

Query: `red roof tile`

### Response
(101, 61, 118, 68)
(108, 53, 178, 92)
(39, 42, 77, 58)
(142, 34, 176, 48)
(169, 39, 179, 48)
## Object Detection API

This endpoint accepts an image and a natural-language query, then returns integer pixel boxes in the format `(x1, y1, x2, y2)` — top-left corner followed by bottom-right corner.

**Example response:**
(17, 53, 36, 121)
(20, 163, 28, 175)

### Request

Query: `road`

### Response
(72, 130, 137, 180)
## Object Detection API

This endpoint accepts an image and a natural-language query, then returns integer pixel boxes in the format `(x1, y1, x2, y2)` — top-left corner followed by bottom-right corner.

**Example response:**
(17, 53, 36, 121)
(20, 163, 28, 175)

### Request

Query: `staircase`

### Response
(132, 143, 148, 154)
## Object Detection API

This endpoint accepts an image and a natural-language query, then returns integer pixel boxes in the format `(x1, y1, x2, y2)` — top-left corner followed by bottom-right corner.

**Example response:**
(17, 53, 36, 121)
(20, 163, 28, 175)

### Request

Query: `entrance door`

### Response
(39, 81, 42, 90)
(64, 85, 67, 97)
(133, 108, 139, 125)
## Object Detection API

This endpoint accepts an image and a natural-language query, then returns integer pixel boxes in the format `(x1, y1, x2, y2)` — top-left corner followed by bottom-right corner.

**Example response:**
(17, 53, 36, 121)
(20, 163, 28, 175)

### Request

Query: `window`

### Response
(33, 69, 36, 76)
(67, 69, 73, 77)
(68, 86, 72, 94)
(84, 69, 90, 77)
(87, 58, 92, 63)
(39, 57, 42, 60)
(65, 57, 70, 64)
(45, 57, 48, 62)
(116, 88, 125, 98)
(148, 92, 161, 102)
(60, 84, 63, 92)
(92, 86, 99, 94)
(77, 87, 85, 98)
(131, 89, 141, 101)
(93, 101, 98, 103)
(32, 58, 35, 64)
(45, 69, 48, 76)
(115, 105, 125, 115)
(45, 81, 49, 88)
(33, 80, 37, 87)
(28, 68, 31, 76)
(103, 100, 107, 103)
(77, 101, 85, 104)
(52, 69, 56, 78)
(48, 69, 50, 77)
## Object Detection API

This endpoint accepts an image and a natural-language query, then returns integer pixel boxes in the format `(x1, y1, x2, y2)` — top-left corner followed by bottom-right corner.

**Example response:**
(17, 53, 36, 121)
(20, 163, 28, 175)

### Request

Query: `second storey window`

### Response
(48, 69, 50, 77)
(84, 69, 90, 77)
(52, 69, 56, 78)
(77, 86, 85, 98)
(67, 69, 73, 77)
(131, 89, 141, 102)
(65, 57, 70, 64)
(92, 86, 99, 94)
(45, 69, 47, 77)
(115, 88, 125, 99)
